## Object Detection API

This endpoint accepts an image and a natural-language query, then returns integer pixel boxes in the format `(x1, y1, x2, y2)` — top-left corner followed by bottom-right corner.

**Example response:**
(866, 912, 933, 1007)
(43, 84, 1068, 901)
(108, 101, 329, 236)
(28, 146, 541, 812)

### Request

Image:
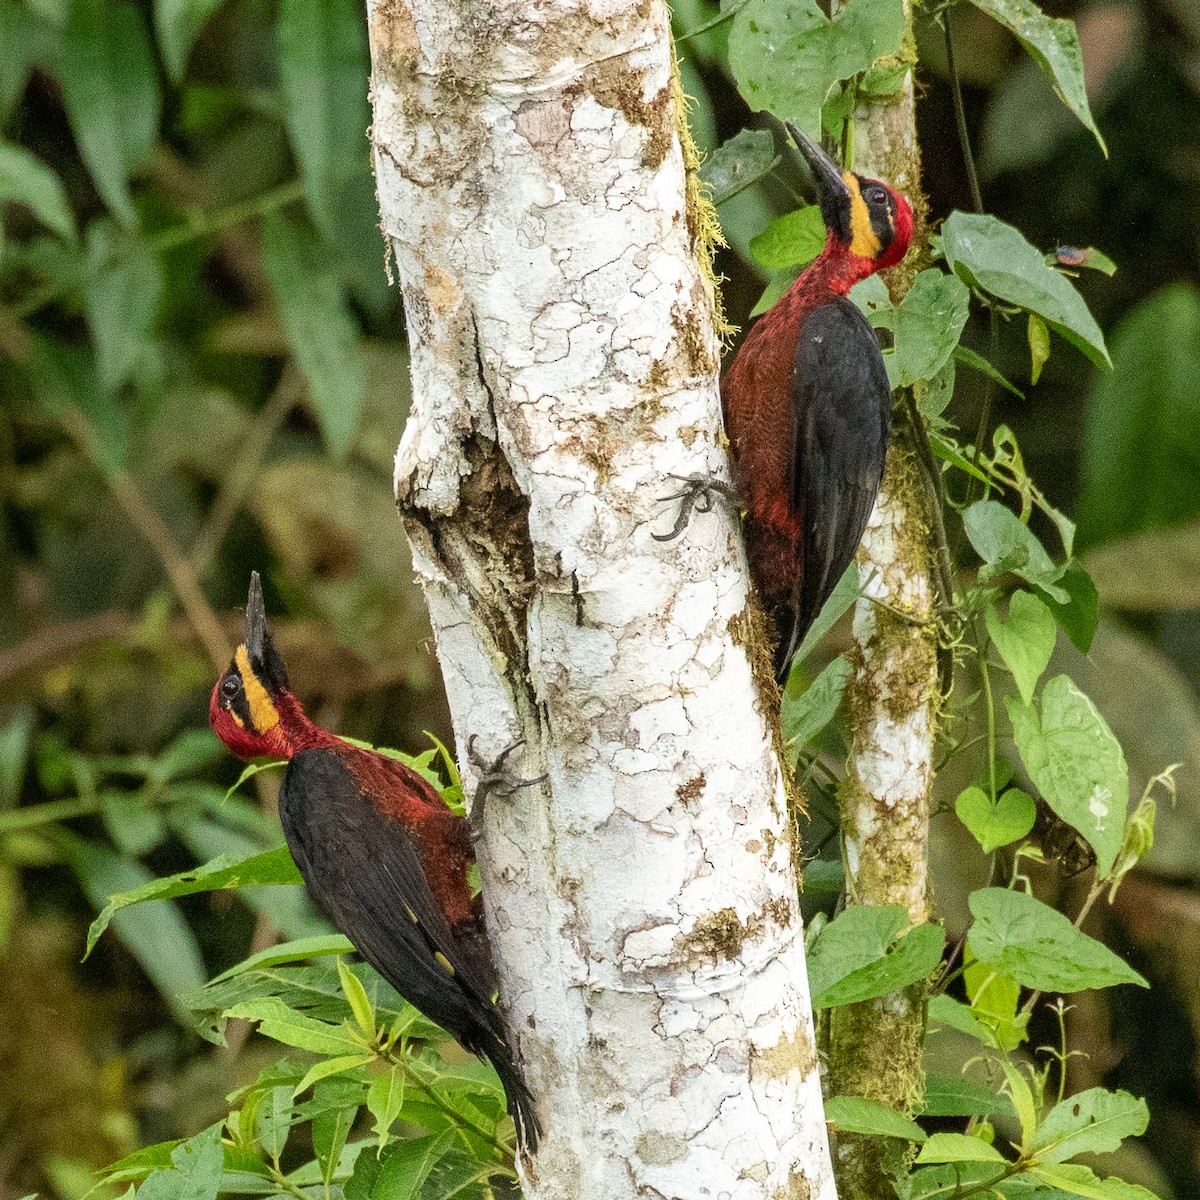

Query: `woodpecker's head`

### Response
(210, 571, 295, 761)
(787, 123, 914, 273)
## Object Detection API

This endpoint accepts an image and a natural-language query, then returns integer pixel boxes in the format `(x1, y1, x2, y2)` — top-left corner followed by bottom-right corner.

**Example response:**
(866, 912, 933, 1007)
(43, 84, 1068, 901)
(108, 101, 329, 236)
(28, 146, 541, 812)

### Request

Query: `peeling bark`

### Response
(827, 16, 940, 1199)
(366, 1, 835, 1196)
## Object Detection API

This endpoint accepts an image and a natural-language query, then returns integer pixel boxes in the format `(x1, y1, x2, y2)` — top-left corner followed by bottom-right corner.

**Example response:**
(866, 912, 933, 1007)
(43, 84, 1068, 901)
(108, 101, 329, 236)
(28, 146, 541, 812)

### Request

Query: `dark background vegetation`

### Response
(1, 0, 1199, 1195)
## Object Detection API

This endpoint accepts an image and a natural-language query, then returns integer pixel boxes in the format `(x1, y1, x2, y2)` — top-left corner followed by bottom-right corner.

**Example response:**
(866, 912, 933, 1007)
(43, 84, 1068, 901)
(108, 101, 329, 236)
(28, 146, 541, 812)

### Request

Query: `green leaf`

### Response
(256, 1085, 294, 1161)
(986, 591, 1056, 705)
(936, 212, 1109, 369)
(292, 1052, 373, 1098)
(84, 845, 302, 958)
(748, 205, 826, 270)
(225, 996, 365, 1056)
(209, 934, 356, 985)
(224, 759, 287, 801)
(781, 654, 850, 768)
(807, 904, 944, 1008)
(964, 953, 1028, 1051)
(962, 500, 1067, 601)
(371, 1130, 455, 1200)
(1029, 1087, 1149, 1163)
(967, 888, 1148, 992)
(968, 0, 1106, 155)
(920, 1075, 1015, 1119)
(1028, 312, 1050, 384)
(729, 0, 904, 137)
(701, 128, 781, 206)
(154, 0, 224, 81)
(278, 0, 369, 245)
(338, 955, 376, 1038)
(366, 1065, 405, 1148)
(1038, 564, 1097, 654)
(134, 1125, 223, 1200)
(1029, 1163, 1160, 1200)
(880, 269, 971, 389)
(63, 834, 205, 1019)
(1006, 675, 1128, 874)
(903, 1163, 1008, 1200)
(1079, 284, 1200, 548)
(58, 0, 159, 227)
(0, 707, 34, 809)
(0, 140, 74, 241)
(953, 344, 1026, 399)
(262, 211, 365, 458)
(311, 1078, 363, 1183)
(790, 561, 860, 665)
(928, 993, 993, 1044)
(824, 1095, 926, 1142)
(82, 221, 163, 393)
(956, 785, 1036, 855)
(915, 1131, 1006, 1164)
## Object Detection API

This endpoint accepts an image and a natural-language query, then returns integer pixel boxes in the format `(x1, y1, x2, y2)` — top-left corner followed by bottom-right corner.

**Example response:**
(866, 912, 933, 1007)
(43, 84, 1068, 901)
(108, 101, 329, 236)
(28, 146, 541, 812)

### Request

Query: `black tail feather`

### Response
(488, 1042, 541, 1157)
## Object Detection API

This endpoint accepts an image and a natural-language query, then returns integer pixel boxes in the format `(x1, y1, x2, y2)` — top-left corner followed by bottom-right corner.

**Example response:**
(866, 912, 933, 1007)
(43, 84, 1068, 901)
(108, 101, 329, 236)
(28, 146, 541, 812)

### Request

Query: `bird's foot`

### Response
(467, 736, 547, 830)
(653, 473, 737, 542)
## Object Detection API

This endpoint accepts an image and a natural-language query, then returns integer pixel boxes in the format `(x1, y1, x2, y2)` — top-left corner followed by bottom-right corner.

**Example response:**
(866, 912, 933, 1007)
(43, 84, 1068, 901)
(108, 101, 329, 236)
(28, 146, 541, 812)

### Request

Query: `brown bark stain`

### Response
(675, 773, 706, 804)
(749, 1023, 819, 1085)
(677, 897, 793, 965)
(423, 264, 462, 316)
(513, 97, 573, 150)
(368, 0, 419, 73)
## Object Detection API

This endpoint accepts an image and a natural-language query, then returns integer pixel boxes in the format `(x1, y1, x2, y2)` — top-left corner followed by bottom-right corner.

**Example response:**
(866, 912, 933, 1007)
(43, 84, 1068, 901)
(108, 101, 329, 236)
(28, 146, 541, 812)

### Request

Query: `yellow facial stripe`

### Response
(235, 645, 280, 734)
(844, 172, 882, 259)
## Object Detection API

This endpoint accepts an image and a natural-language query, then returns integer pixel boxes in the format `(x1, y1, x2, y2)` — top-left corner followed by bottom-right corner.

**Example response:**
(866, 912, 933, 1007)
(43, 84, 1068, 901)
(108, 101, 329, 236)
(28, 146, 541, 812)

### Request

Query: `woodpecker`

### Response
(722, 125, 914, 681)
(209, 573, 540, 1155)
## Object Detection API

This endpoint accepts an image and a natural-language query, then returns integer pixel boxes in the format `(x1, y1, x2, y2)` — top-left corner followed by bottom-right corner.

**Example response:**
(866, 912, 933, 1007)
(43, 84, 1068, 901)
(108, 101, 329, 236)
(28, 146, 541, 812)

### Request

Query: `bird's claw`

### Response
(653, 473, 737, 542)
(467, 736, 547, 828)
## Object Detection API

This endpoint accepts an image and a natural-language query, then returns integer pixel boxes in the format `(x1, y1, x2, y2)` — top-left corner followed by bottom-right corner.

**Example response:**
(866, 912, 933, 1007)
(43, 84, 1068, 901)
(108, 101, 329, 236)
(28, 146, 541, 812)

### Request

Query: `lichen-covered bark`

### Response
(366, 1, 835, 1196)
(827, 18, 939, 1199)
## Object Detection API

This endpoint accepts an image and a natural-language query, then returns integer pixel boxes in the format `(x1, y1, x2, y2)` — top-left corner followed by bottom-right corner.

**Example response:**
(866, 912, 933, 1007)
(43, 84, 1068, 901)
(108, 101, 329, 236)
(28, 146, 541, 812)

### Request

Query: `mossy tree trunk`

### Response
(365, 0, 837, 1195)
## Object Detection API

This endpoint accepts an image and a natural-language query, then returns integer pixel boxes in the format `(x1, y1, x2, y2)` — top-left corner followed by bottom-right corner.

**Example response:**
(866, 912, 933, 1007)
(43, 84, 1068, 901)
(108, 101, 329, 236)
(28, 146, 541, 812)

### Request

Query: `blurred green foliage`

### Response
(2, 0, 1200, 1195)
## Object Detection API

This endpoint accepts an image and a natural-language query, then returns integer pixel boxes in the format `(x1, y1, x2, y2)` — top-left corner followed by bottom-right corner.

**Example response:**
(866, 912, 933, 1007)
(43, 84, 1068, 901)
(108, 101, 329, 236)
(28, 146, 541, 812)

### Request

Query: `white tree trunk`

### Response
(366, 0, 836, 1196)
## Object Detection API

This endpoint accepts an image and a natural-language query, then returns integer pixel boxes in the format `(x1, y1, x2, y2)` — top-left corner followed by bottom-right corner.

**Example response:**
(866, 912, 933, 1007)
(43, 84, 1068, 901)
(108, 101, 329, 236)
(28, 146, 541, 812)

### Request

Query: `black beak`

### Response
(785, 122, 852, 244)
(245, 570, 267, 661)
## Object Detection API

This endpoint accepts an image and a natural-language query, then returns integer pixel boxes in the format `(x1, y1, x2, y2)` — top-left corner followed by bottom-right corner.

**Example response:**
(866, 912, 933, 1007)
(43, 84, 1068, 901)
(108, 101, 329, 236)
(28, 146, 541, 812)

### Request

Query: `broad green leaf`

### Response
(967, 888, 1147, 992)
(956, 785, 1036, 856)
(63, 834, 205, 1019)
(781, 654, 850, 768)
(1079, 284, 1200, 548)
(962, 500, 1067, 601)
(292, 1053, 373, 1098)
(928, 993, 993, 1044)
(366, 1066, 405, 1147)
(880, 269, 971, 389)
(790, 562, 860, 666)
(1039, 564, 1098, 654)
(807, 904, 944, 1008)
(903, 1163, 1008, 1200)
(1028, 312, 1050, 385)
(225, 759, 287, 800)
(920, 1075, 1015, 1119)
(748, 205, 826, 270)
(1029, 1163, 1160, 1200)
(823, 1095, 926, 1141)
(701, 128, 780, 206)
(371, 1130, 455, 1200)
(915, 1131, 1006, 1165)
(134, 1124, 223, 1200)
(1001, 1057, 1038, 1148)
(225, 996, 365, 1056)
(82, 221, 163, 394)
(154, 0, 224, 81)
(85, 845, 302, 958)
(954, 344, 1026, 399)
(58, 0, 159, 227)
(0, 707, 34, 808)
(278, 0, 369, 245)
(986, 591, 1056, 705)
(729, 0, 904, 137)
(338, 955, 375, 1037)
(262, 211, 365, 457)
(1029, 1087, 1148, 1163)
(256, 1085, 293, 1161)
(209, 934, 356, 984)
(311, 1077, 363, 1183)
(969, 0, 1106, 154)
(1006, 675, 1127, 873)
(936, 212, 1109, 369)
(0, 140, 74, 241)
(964, 953, 1028, 1051)
(916, 356, 956, 421)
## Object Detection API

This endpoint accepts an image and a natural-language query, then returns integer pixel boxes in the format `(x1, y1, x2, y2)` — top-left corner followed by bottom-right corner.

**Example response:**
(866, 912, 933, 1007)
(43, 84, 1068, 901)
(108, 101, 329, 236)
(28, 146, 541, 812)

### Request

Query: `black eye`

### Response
(221, 676, 242, 698)
(868, 186, 888, 205)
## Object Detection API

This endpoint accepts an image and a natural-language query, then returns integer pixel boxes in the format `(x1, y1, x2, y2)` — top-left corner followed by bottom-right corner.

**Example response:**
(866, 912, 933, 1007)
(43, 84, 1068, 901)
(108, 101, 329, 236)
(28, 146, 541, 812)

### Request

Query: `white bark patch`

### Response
(368, 0, 835, 1194)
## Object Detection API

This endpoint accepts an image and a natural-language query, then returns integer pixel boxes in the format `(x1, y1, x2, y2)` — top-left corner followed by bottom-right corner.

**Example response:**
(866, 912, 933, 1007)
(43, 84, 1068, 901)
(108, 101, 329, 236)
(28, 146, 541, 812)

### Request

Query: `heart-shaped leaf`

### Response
(956, 785, 1036, 854)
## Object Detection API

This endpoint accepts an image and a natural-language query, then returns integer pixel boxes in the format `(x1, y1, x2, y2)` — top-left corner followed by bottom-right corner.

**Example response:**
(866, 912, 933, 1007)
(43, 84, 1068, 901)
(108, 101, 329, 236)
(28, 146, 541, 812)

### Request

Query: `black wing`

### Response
(781, 297, 891, 673)
(279, 749, 540, 1150)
